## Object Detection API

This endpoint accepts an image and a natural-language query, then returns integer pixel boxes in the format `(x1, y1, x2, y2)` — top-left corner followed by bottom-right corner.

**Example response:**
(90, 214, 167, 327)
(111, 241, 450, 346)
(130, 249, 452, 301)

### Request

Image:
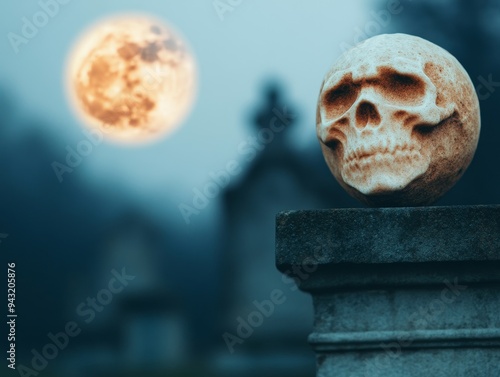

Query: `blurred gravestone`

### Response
(216, 82, 357, 377)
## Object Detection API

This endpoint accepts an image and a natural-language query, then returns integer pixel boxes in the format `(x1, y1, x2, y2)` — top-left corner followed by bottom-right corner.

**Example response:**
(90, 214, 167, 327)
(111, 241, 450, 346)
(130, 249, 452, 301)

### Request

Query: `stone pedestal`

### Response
(275, 205, 500, 376)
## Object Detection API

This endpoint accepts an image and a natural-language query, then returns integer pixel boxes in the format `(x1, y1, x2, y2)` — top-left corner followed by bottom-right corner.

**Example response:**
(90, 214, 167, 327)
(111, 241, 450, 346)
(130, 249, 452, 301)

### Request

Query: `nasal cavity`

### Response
(355, 101, 381, 128)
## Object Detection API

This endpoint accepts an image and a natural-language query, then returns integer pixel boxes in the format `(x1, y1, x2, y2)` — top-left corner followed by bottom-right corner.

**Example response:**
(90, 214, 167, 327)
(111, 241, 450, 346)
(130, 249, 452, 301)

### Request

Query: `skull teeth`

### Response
(344, 143, 419, 165)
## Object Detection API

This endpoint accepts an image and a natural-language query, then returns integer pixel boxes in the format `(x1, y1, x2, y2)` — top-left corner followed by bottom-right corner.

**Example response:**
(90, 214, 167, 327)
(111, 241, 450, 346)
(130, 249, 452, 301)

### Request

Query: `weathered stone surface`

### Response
(276, 206, 500, 376)
(277, 205, 500, 266)
(316, 34, 480, 206)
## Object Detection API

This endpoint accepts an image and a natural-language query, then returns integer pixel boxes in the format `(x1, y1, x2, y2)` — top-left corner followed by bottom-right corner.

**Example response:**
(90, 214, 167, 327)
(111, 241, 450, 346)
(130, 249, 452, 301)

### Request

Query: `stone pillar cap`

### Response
(276, 205, 500, 268)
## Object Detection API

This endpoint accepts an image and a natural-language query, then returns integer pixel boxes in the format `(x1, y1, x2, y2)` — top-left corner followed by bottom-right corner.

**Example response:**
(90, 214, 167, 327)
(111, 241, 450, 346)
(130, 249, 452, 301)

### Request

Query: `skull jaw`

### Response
(341, 153, 430, 196)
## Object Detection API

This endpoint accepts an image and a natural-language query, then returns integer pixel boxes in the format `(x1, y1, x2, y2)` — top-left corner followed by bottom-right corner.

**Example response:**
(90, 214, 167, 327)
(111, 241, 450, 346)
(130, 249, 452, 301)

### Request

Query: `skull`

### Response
(317, 34, 480, 206)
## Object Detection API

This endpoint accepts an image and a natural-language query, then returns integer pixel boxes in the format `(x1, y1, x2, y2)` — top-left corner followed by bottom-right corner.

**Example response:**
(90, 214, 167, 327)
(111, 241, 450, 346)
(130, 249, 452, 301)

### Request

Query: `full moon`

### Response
(66, 14, 197, 143)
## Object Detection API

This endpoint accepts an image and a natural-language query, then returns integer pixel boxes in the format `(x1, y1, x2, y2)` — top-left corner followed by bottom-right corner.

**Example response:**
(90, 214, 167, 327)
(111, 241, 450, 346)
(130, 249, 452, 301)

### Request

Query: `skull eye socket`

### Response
(378, 69, 426, 105)
(322, 81, 360, 119)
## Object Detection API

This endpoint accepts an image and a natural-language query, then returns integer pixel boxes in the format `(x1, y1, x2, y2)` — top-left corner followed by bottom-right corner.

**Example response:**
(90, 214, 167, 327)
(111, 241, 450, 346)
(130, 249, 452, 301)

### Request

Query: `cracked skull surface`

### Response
(317, 33, 480, 206)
